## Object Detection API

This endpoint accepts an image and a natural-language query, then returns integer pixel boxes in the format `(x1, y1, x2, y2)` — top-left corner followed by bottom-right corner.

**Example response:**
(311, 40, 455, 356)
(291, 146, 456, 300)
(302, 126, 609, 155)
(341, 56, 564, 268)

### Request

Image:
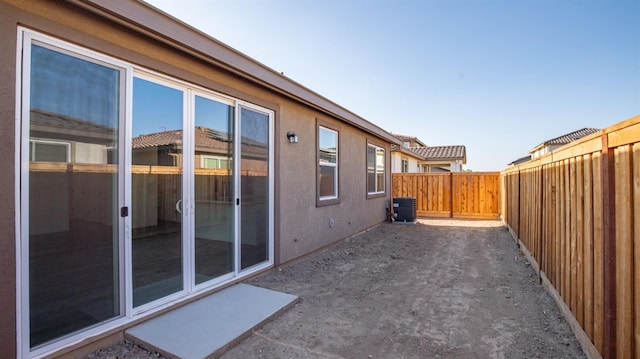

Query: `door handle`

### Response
(176, 199, 183, 214)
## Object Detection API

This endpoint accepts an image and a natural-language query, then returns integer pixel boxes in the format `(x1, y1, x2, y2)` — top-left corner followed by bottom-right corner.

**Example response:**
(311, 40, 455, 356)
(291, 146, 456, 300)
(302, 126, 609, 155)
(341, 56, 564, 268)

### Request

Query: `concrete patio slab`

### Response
(125, 284, 298, 359)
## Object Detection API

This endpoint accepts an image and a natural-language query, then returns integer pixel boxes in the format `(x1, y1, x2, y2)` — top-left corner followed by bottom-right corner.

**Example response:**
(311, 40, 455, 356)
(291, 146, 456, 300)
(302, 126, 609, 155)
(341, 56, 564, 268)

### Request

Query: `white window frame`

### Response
(367, 143, 385, 196)
(317, 125, 339, 204)
(401, 158, 409, 173)
(29, 139, 71, 163)
(200, 155, 231, 169)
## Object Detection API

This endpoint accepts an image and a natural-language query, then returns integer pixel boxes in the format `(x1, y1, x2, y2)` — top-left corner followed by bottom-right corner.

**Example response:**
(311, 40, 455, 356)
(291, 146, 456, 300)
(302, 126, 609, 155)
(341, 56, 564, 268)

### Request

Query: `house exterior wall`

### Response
(0, 1, 17, 354)
(0, 1, 394, 357)
(390, 151, 421, 173)
(530, 144, 562, 159)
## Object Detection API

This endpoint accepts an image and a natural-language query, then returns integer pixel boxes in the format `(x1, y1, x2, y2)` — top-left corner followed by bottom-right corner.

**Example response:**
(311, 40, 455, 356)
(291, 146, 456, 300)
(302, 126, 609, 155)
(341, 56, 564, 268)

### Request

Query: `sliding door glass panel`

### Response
(28, 44, 120, 347)
(132, 78, 184, 307)
(239, 107, 270, 270)
(194, 96, 235, 284)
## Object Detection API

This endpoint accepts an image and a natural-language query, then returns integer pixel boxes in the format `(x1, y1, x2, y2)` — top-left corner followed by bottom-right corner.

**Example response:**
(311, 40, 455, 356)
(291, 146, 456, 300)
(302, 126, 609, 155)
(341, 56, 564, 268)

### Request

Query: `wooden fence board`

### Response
(560, 160, 571, 306)
(576, 157, 585, 327)
(634, 143, 640, 359)
(570, 157, 578, 317)
(583, 154, 594, 340)
(592, 151, 604, 353)
(615, 145, 634, 358)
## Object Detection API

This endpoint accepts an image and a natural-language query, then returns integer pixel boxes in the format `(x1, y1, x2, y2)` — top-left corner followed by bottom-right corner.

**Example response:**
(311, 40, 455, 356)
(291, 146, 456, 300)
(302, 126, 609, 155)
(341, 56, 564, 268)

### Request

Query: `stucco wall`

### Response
(2, 0, 392, 355)
(0, 2, 17, 355)
(277, 102, 391, 262)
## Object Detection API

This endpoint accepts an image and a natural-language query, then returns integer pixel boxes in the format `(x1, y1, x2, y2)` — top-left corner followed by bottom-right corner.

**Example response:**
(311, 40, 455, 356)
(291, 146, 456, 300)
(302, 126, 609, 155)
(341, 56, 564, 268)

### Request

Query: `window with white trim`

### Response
(367, 143, 385, 195)
(29, 139, 70, 162)
(200, 155, 231, 169)
(318, 125, 338, 203)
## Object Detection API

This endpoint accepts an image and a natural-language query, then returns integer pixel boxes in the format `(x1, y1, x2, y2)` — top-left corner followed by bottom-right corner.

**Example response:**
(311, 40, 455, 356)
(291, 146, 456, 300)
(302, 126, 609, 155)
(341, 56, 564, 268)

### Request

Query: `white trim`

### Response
(184, 88, 194, 295)
(123, 64, 133, 320)
(15, 26, 27, 359)
(18, 30, 32, 358)
(234, 103, 241, 274)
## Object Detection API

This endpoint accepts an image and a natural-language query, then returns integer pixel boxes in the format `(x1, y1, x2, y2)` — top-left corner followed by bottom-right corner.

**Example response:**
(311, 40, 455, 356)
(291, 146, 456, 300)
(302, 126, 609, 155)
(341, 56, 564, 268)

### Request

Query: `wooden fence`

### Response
(501, 115, 640, 359)
(392, 172, 501, 219)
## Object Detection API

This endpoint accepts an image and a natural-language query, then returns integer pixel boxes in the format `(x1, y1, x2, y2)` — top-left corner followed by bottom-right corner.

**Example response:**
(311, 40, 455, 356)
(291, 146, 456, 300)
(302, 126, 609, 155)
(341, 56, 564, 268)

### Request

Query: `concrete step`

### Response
(126, 283, 298, 358)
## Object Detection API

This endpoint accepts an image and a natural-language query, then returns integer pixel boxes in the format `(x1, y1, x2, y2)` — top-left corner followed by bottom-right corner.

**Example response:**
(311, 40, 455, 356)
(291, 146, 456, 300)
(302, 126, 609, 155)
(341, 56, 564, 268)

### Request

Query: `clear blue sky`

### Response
(146, 0, 639, 171)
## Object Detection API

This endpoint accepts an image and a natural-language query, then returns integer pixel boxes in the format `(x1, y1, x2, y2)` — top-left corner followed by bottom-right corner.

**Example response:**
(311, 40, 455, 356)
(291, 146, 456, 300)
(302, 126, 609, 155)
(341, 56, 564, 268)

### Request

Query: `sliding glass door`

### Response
(24, 41, 124, 348)
(193, 95, 235, 285)
(130, 76, 274, 307)
(131, 77, 185, 307)
(239, 106, 271, 270)
(20, 30, 273, 353)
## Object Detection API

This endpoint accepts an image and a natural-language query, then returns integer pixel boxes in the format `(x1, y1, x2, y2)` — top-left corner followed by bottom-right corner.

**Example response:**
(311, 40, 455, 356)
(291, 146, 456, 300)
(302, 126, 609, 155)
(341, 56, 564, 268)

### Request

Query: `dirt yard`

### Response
(90, 219, 586, 358)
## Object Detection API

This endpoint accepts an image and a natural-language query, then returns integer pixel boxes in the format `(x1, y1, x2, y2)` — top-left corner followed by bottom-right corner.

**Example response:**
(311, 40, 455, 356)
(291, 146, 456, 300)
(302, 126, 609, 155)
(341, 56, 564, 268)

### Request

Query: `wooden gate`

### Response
(392, 172, 500, 219)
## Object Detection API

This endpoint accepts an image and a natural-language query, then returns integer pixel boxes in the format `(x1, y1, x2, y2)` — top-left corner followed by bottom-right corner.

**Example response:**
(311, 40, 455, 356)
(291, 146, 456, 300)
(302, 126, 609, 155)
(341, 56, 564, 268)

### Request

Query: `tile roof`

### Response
(411, 145, 466, 162)
(133, 127, 238, 149)
(132, 127, 266, 157)
(539, 128, 600, 146)
(30, 108, 115, 135)
(508, 155, 532, 166)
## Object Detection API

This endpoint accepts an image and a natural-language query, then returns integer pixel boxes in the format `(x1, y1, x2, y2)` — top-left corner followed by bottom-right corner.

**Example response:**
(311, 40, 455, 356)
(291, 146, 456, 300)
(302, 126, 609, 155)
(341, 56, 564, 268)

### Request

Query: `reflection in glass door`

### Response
(129, 77, 272, 306)
(131, 78, 184, 307)
(239, 107, 271, 270)
(26, 43, 122, 348)
(193, 95, 235, 285)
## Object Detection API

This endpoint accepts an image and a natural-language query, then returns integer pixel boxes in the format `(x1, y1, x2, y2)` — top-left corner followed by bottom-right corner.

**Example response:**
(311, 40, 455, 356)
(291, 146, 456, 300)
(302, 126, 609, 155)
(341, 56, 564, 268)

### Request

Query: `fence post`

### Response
(538, 166, 544, 284)
(601, 134, 616, 359)
(449, 172, 453, 218)
(517, 170, 521, 239)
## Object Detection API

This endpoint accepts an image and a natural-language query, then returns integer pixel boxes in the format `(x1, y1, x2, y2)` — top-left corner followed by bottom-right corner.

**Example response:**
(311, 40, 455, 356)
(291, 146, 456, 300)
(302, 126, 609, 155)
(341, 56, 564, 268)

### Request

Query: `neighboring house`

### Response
(390, 145, 425, 173)
(390, 134, 467, 173)
(412, 145, 467, 172)
(507, 155, 532, 167)
(392, 134, 427, 149)
(529, 128, 600, 159)
(0, 1, 401, 357)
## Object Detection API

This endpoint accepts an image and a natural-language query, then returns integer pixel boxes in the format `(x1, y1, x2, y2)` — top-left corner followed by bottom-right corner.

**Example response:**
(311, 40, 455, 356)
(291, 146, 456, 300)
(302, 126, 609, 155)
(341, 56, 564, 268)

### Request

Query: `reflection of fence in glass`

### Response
(29, 163, 267, 234)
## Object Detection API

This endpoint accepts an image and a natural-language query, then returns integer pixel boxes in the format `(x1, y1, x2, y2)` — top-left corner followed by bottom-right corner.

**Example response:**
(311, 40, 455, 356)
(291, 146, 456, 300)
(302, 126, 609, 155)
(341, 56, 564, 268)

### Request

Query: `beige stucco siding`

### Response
(0, 1, 17, 355)
(278, 103, 391, 262)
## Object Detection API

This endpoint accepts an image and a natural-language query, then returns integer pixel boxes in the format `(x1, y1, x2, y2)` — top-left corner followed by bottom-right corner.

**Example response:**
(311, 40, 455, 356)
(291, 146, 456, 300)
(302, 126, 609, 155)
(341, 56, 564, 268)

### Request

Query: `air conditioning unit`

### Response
(393, 197, 416, 222)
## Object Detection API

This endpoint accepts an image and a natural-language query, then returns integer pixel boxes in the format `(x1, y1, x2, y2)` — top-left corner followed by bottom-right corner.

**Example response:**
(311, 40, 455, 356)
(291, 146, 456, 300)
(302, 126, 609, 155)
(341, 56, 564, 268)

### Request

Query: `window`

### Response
(367, 143, 385, 196)
(318, 124, 338, 204)
(29, 140, 70, 162)
(201, 155, 231, 169)
(401, 158, 409, 173)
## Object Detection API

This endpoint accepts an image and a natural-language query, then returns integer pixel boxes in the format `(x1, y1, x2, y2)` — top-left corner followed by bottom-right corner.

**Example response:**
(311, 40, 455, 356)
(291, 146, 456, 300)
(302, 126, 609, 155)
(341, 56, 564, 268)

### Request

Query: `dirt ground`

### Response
(90, 219, 585, 358)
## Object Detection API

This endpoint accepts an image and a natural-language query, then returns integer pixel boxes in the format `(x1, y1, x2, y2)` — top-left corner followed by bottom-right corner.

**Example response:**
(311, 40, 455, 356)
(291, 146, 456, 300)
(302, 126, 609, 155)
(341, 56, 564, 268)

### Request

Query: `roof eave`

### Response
(66, 0, 401, 146)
